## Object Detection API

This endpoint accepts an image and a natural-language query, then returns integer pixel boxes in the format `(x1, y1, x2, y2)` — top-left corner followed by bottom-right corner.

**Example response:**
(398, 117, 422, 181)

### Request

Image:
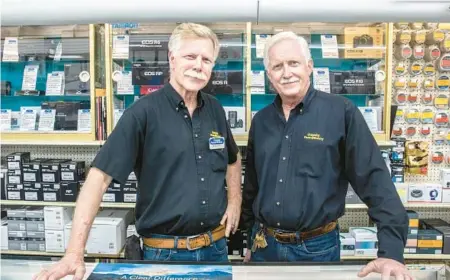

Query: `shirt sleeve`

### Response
(343, 101, 408, 264)
(240, 122, 258, 248)
(91, 108, 144, 185)
(225, 121, 239, 165)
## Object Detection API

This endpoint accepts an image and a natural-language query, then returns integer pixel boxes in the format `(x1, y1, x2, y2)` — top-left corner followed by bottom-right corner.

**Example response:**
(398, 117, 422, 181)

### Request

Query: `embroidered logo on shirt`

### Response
(210, 131, 221, 137)
(304, 133, 324, 141)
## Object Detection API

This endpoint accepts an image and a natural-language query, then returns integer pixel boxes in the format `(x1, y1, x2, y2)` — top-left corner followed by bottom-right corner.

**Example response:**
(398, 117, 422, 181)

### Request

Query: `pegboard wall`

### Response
(391, 22, 450, 183)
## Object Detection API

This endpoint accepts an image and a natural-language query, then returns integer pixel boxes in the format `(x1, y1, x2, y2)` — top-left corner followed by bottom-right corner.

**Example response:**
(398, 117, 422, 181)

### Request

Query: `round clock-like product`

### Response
(392, 126, 403, 137)
(421, 92, 433, 104)
(405, 108, 420, 124)
(424, 46, 441, 62)
(420, 108, 434, 124)
(394, 77, 407, 90)
(423, 79, 435, 92)
(423, 63, 436, 76)
(410, 62, 423, 76)
(420, 125, 431, 136)
(431, 151, 444, 164)
(426, 29, 445, 44)
(395, 91, 407, 104)
(412, 44, 425, 60)
(395, 62, 407, 76)
(436, 75, 450, 91)
(406, 126, 416, 136)
(437, 53, 450, 72)
(395, 45, 412, 60)
(434, 112, 449, 127)
(396, 31, 412, 45)
(408, 78, 421, 90)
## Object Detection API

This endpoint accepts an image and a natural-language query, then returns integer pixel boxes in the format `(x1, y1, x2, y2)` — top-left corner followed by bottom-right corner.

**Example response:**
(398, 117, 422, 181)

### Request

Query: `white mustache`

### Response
(184, 70, 207, 81)
(281, 78, 300, 84)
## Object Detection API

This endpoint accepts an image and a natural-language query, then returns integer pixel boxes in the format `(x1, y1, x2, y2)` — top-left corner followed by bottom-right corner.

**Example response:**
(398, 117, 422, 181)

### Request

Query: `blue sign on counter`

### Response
(88, 263, 232, 280)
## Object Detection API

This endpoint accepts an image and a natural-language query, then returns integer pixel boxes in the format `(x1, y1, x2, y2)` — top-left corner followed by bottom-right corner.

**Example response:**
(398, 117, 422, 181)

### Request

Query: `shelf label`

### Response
(321, 35, 338, 59)
(255, 35, 271, 59)
(1, 109, 12, 131)
(251, 71, 265, 87)
(20, 108, 38, 131)
(77, 109, 91, 132)
(2, 37, 19, 62)
(112, 35, 129, 59)
(313, 68, 331, 93)
(38, 109, 56, 132)
(45, 71, 65, 96)
(117, 71, 134, 95)
(22, 65, 39, 91)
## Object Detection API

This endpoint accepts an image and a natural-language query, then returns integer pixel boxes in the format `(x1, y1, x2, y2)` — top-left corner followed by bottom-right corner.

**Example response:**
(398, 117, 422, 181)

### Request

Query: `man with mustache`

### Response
(34, 23, 242, 280)
(241, 31, 412, 279)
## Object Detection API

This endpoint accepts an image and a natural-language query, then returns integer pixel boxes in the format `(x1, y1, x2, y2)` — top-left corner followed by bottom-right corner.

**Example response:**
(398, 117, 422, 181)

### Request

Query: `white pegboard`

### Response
(391, 24, 450, 184)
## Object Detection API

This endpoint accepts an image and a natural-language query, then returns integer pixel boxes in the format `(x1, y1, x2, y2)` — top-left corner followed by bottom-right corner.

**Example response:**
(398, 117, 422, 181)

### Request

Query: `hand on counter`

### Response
(32, 252, 86, 280)
(357, 257, 414, 280)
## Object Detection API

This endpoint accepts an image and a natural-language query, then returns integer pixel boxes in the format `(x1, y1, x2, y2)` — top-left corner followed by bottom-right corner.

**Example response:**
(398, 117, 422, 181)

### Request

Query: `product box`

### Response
(417, 230, 443, 250)
(345, 185, 363, 204)
(349, 227, 378, 256)
(42, 183, 61, 202)
(22, 161, 42, 183)
(8, 237, 27, 251)
(60, 182, 80, 202)
(1, 171, 6, 200)
(408, 184, 425, 202)
(41, 101, 89, 130)
(63, 63, 91, 95)
(8, 230, 27, 238)
(340, 27, 384, 59)
(122, 181, 137, 203)
(25, 207, 45, 232)
(6, 152, 30, 170)
(395, 183, 408, 203)
(441, 168, 450, 189)
(131, 63, 170, 86)
(442, 189, 450, 203)
(6, 184, 24, 200)
(60, 161, 85, 182)
(41, 159, 71, 183)
(7, 169, 22, 185)
(1, 219, 8, 250)
(23, 182, 43, 201)
(423, 184, 442, 203)
(27, 237, 46, 251)
(420, 219, 450, 254)
(45, 230, 65, 252)
(391, 165, 405, 183)
(203, 70, 244, 95)
(329, 71, 376, 95)
(339, 233, 356, 256)
(102, 182, 123, 203)
(44, 206, 73, 230)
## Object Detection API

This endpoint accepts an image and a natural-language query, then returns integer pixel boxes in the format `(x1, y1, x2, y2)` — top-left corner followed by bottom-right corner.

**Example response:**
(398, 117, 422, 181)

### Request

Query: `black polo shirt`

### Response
(92, 83, 239, 236)
(241, 85, 408, 263)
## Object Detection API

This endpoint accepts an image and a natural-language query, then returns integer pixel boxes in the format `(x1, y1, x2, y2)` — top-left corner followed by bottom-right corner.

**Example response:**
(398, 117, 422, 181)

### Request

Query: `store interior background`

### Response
(1, 0, 450, 277)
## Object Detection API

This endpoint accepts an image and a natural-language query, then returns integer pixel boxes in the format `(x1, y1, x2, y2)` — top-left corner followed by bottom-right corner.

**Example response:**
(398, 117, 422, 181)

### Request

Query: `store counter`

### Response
(1, 259, 449, 280)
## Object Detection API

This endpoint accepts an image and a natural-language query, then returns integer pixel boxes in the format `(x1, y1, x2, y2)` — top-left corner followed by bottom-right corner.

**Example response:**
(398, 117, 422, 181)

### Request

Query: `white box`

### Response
(44, 206, 73, 230)
(395, 183, 408, 203)
(45, 230, 65, 252)
(66, 209, 131, 255)
(408, 184, 425, 202)
(441, 168, 450, 189)
(349, 227, 378, 257)
(339, 233, 355, 256)
(442, 189, 450, 203)
(424, 184, 442, 203)
(1, 219, 8, 250)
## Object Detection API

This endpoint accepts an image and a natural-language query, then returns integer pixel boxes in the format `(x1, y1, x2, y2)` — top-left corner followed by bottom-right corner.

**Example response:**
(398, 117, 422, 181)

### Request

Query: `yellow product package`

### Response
(405, 141, 429, 175)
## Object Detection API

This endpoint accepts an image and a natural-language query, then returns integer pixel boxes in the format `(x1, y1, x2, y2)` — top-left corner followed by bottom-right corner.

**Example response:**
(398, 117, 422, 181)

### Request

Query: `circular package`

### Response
(395, 23, 409, 29)
(412, 30, 427, 44)
(423, 79, 435, 92)
(412, 44, 425, 60)
(424, 46, 441, 61)
(394, 77, 407, 90)
(392, 126, 403, 137)
(426, 29, 445, 44)
(420, 125, 431, 136)
(396, 31, 411, 44)
(112, 70, 123, 82)
(434, 111, 449, 127)
(433, 130, 447, 145)
(79, 71, 90, 82)
(410, 62, 423, 76)
(421, 108, 434, 124)
(441, 34, 450, 52)
(425, 23, 438, 29)
(421, 92, 433, 104)
(406, 126, 417, 136)
(395, 108, 405, 121)
(395, 62, 407, 75)
(405, 108, 420, 124)
(408, 91, 418, 103)
(375, 70, 386, 82)
(408, 79, 421, 90)
(437, 53, 450, 72)
(436, 75, 450, 91)
(431, 151, 444, 164)
(410, 22, 423, 30)
(395, 91, 407, 104)
(434, 93, 449, 109)
(423, 63, 436, 76)
(395, 45, 412, 60)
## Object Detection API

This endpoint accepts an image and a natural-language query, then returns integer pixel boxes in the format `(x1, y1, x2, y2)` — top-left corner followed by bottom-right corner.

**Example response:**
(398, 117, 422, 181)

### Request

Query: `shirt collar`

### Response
(273, 84, 316, 114)
(163, 82, 205, 110)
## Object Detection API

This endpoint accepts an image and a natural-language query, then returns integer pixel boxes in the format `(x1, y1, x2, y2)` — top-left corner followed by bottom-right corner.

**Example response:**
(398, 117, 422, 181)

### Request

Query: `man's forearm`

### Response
(66, 167, 112, 255)
(226, 153, 242, 205)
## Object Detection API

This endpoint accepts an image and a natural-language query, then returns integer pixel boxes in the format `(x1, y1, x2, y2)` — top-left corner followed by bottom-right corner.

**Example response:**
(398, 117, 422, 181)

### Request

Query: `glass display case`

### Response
(0, 24, 106, 144)
(105, 22, 250, 144)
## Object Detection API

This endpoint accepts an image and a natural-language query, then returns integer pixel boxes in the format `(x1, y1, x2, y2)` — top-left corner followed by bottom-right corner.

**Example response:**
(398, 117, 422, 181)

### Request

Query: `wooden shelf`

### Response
(0, 200, 135, 208)
(0, 249, 124, 259)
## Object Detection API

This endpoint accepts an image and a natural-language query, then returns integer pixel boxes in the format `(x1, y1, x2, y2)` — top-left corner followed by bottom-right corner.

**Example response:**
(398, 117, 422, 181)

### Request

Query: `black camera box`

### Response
(23, 183, 43, 201)
(41, 101, 89, 131)
(42, 183, 61, 202)
(41, 159, 71, 183)
(22, 161, 43, 183)
(7, 169, 22, 185)
(61, 182, 80, 202)
(129, 35, 169, 63)
(102, 182, 123, 203)
(203, 70, 244, 95)
(60, 161, 85, 182)
(329, 71, 376, 95)
(6, 152, 30, 170)
(122, 181, 137, 203)
(131, 63, 169, 86)
(6, 184, 24, 200)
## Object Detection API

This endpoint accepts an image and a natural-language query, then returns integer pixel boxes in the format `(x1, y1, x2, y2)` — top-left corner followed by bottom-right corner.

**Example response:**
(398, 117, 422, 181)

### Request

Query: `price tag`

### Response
(1, 109, 12, 131)
(22, 65, 39, 91)
(45, 71, 64, 95)
(112, 35, 129, 59)
(38, 109, 56, 131)
(256, 35, 271, 58)
(117, 71, 134, 95)
(20, 108, 38, 131)
(77, 109, 91, 132)
(2, 37, 19, 62)
(320, 35, 338, 58)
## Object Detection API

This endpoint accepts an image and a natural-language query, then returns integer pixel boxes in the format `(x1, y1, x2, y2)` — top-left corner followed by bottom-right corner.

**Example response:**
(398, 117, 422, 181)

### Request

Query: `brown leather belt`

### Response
(265, 221, 337, 244)
(143, 225, 225, 251)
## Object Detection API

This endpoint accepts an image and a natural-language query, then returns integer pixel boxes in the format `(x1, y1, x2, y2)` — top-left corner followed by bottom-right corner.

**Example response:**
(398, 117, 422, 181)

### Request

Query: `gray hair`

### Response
(263, 31, 312, 69)
(168, 23, 220, 61)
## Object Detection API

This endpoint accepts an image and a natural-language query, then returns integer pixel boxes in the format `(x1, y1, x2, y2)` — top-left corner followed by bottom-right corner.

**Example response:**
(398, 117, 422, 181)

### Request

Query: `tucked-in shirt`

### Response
(241, 85, 408, 263)
(92, 83, 239, 236)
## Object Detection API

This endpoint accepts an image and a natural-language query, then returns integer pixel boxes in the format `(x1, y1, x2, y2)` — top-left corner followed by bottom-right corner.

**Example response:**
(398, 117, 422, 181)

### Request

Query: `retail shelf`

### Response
(227, 254, 450, 261)
(0, 200, 135, 208)
(0, 140, 105, 146)
(346, 203, 450, 209)
(0, 250, 124, 259)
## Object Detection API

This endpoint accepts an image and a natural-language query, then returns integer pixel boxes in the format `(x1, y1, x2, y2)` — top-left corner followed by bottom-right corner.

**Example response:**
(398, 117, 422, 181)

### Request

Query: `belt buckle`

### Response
(186, 234, 203, 251)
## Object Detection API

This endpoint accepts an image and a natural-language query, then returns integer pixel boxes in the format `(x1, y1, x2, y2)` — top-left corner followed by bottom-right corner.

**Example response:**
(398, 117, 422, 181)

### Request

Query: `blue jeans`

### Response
(250, 223, 341, 262)
(143, 233, 229, 262)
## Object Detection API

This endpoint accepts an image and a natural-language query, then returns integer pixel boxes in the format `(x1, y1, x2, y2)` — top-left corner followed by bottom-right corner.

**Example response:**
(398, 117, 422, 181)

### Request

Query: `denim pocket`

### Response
(212, 238, 228, 255)
(301, 229, 338, 255)
(143, 246, 172, 261)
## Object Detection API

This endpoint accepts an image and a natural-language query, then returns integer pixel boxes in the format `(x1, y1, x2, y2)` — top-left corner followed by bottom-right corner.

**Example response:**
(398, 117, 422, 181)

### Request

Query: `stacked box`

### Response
(44, 206, 73, 252)
(417, 230, 443, 254)
(405, 210, 419, 254)
(349, 227, 378, 256)
(340, 233, 356, 256)
(421, 219, 450, 254)
(7, 207, 28, 251)
(25, 207, 45, 252)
